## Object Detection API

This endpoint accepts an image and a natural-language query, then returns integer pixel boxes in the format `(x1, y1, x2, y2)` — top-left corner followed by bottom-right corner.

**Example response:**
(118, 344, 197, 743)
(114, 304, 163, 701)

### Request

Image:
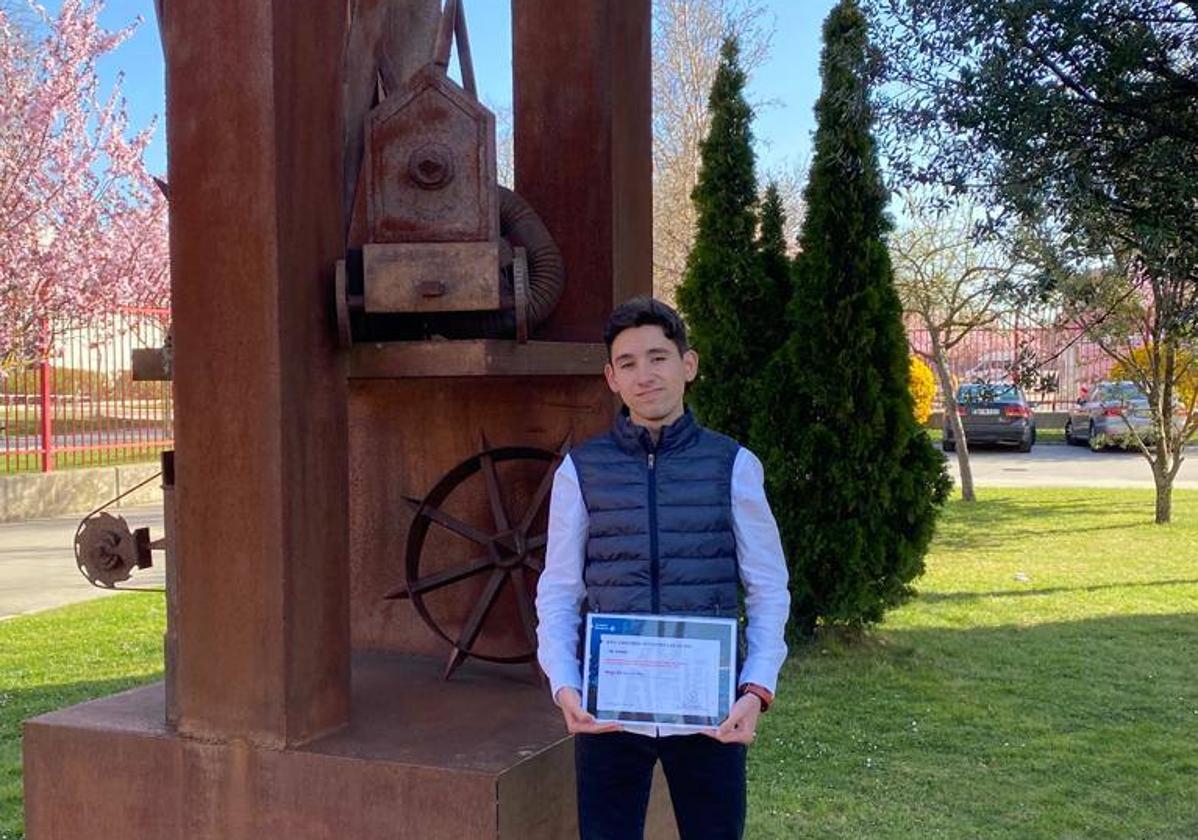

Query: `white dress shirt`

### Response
(535, 447, 790, 737)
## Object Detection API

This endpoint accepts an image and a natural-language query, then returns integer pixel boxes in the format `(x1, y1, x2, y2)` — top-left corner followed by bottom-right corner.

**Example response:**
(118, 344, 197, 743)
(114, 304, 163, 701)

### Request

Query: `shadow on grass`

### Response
(919, 578, 1198, 603)
(932, 494, 1154, 552)
(1, 674, 163, 839)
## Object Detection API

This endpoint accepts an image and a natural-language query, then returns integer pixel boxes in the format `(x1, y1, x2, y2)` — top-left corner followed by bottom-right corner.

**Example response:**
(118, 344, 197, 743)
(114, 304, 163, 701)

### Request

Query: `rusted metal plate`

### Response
(348, 339, 608, 378)
(165, 0, 350, 746)
(348, 378, 613, 658)
(131, 346, 171, 381)
(363, 241, 499, 312)
(366, 66, 498, 243)
(24, 655, 680, 838)
(342, 0, 441, 226)
(513, 0, 652, 340)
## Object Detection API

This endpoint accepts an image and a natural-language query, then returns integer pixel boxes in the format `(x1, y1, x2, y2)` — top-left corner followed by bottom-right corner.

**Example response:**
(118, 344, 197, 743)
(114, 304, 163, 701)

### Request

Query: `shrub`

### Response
(909, 355, 936, 425)
(750, 0, 950, 637)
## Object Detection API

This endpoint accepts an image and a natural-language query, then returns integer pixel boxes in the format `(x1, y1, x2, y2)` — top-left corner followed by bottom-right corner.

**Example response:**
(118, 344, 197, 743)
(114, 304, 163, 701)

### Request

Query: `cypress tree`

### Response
(676, 37, 765, 444)
(754, 182, 793, 358)
(752, 0, 950, 637)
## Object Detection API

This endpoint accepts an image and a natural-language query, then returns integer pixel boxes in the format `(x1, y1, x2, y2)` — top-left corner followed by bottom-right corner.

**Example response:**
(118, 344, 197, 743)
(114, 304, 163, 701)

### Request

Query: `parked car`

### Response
(943, 383, 1036, 452)
(1065, 380, 1179, 451)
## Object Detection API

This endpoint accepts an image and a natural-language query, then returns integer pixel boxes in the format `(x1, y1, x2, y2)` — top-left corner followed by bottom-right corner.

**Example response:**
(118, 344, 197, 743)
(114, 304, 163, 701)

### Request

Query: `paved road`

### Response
(944, 443, 1198, 489)
(0, 504, 164, 620)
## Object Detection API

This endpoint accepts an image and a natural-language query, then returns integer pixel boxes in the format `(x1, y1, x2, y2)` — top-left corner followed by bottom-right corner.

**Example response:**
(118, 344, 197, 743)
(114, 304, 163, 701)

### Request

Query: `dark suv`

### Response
(943, 384, 1036, 452)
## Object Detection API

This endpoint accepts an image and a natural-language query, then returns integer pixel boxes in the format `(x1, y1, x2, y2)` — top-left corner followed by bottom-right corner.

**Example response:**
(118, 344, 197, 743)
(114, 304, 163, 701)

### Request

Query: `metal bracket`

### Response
(513, 246, 530, 344)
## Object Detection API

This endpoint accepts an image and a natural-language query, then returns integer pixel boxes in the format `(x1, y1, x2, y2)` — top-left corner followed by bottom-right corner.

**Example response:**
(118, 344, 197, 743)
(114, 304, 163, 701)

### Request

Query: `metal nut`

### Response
(407, 144, 454, 190)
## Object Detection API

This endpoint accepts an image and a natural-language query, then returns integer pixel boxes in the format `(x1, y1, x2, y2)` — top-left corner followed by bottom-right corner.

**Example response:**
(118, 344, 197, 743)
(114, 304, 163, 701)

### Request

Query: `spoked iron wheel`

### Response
(385, 435, 569, 680)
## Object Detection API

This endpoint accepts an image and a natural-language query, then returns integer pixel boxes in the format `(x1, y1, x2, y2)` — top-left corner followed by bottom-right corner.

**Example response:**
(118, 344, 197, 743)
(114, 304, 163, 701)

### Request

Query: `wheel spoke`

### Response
(421, 503, 494, 547)
(454, 568, 508, 653)
(523, 552, 544, 573)
(480, 449, 511, 532)
(518, 453, 562, 533)
(510, 567, 538, 649)
(526, 533, 547, 551)
(387, 556, 493, 599)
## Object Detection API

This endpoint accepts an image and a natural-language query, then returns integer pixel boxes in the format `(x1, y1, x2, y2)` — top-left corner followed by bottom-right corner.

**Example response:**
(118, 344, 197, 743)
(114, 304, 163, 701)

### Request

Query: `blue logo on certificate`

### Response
(582, 613, 737, 730)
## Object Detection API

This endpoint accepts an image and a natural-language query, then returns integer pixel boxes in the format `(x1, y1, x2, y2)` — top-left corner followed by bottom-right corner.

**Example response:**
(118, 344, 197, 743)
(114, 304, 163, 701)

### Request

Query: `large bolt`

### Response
(408, 144, 454, 190)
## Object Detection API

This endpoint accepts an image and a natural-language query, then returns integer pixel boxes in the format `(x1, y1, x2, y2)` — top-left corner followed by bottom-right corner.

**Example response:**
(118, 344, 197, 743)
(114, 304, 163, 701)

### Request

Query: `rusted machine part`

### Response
(433, 0, 476, 97)
(342, 185, 565, 343)
(75, 512, 141, 587)
(494, 186, 565, 335)
(73, 472, 166, 591)
(513, 247, 530, 343)
(161, 450, 180, 728)
(385, 434, 569, 680)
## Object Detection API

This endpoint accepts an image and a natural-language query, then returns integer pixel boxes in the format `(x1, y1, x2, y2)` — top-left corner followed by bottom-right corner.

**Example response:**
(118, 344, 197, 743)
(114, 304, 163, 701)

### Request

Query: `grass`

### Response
(1, 448, 163, 475)
(748, 488, 1198, 839)
(0, 594, 165, 840)
(2, 490, 1196, 838)
(925, 426, 1066, 445)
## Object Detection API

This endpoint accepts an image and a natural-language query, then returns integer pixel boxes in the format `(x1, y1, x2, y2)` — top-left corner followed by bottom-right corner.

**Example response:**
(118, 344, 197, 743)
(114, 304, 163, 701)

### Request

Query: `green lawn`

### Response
(0, 595, 165, 840)
(926, 426, 1066, 445)
(749, 488, 1198, 839)
(2, 489, 1196, 838)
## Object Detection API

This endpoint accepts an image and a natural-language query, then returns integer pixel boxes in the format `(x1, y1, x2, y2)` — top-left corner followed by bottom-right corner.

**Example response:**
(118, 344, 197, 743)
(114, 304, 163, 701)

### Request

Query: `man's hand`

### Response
(555, 687, 622, 734)
(703, 694, 762, 745)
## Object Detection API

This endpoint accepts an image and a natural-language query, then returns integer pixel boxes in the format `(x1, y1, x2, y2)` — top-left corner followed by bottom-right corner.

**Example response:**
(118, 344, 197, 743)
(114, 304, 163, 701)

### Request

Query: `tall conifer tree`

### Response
(754, 182, 793, 357)
(676, 37, 765, 444)
(752, 0, 949, 637)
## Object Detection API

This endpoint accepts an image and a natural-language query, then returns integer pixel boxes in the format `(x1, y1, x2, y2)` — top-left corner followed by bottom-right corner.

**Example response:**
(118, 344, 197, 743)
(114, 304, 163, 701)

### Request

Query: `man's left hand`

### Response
(703, 694, 762, 745)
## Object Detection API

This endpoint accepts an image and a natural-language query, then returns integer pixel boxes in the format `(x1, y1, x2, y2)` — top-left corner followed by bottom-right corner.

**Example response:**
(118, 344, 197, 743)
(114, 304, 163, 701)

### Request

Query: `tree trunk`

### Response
(1153, 457, 1173, 524)
(1145, 350, 1177, 525)
(930, 340, 975, 502)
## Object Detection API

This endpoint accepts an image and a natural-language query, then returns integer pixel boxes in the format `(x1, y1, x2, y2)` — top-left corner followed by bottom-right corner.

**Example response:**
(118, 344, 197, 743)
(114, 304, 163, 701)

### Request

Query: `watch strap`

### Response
(737, 682, 773, 713)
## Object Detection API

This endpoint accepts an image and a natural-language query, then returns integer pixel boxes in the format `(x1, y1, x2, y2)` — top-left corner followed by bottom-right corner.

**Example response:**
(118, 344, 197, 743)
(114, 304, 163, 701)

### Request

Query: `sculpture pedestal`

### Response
(23, 652, 679, 839)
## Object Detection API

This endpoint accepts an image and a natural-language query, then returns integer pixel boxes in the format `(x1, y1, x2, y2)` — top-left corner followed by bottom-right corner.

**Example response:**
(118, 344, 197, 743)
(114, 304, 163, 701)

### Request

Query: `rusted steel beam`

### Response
(513, 0, 652, 341)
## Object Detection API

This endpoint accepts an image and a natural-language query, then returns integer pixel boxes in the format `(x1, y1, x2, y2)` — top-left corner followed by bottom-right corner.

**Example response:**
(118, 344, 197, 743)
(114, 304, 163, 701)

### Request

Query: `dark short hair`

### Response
(603, 296, 689, 358)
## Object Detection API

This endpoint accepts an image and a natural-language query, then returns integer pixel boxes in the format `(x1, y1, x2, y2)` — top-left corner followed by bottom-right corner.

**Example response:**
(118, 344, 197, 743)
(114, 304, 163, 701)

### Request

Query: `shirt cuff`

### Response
(547, 672, 583, 706)
(736, 662, 780, 696)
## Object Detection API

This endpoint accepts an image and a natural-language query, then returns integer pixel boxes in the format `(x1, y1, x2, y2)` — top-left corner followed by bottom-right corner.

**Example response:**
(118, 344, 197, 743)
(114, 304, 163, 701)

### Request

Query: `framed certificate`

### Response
(582, 613, 738, 730)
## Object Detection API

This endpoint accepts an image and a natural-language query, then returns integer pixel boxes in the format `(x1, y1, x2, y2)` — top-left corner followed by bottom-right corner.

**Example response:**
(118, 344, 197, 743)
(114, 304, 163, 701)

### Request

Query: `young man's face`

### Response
(604, 324, 698, 430)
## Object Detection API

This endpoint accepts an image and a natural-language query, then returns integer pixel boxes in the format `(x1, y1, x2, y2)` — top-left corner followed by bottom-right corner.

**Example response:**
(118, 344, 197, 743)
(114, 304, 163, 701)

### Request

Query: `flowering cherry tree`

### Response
(0, 0, 168, 368)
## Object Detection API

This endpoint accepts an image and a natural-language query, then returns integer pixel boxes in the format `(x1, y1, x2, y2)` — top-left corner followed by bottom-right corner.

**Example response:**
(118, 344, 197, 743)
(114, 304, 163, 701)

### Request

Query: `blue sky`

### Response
(48, 0, 838, 179)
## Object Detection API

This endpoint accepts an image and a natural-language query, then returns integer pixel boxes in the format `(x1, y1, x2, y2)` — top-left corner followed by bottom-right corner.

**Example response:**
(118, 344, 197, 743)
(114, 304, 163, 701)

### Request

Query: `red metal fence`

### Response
(0, 304, 1126, 473)
(906, 314, 1119, 411)
(2, 308, 173, 473)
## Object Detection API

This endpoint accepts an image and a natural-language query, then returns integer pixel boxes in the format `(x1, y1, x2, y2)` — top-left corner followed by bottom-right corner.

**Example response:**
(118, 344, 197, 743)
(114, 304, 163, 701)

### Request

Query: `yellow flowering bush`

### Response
(909, 355, 936, 425)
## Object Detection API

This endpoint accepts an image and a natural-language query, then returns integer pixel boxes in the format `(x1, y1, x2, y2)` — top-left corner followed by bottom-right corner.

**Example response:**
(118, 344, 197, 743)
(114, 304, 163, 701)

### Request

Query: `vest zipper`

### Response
(648, 451, 659, 613)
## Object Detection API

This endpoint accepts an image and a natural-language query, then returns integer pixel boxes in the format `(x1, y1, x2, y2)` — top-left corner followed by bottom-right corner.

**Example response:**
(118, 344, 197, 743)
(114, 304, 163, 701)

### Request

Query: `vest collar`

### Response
(612, 406, 700, 455)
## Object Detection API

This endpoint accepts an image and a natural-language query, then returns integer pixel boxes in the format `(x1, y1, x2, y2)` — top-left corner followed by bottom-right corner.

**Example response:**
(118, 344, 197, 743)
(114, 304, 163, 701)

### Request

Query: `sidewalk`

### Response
(0, 503, 164, 620)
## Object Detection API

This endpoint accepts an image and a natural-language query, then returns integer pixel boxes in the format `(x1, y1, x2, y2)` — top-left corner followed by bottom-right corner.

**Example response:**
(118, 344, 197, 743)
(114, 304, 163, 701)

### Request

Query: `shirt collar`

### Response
(611, 406, 699, 455)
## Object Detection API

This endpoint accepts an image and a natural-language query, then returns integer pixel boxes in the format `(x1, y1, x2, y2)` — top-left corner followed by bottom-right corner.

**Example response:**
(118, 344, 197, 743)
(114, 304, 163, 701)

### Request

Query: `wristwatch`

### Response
(737, 683, 773, 713)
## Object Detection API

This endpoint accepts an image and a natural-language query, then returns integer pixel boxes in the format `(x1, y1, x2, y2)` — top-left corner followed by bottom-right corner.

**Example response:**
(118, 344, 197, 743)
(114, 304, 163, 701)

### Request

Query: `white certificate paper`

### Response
(582, 613, 738, 730)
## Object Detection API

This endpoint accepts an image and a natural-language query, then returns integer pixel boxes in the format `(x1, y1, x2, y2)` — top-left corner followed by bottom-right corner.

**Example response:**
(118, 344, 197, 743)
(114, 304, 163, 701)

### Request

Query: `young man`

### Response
(535, 296, 790, 839)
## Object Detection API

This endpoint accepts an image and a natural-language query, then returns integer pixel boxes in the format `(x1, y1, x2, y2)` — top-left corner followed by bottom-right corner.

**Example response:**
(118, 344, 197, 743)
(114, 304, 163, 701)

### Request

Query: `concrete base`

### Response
(24, 652, 679, 839)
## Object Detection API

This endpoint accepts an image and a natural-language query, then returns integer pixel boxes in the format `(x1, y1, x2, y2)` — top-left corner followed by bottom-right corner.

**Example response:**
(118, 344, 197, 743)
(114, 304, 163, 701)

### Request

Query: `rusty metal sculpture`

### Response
(386, 434, 568, 680)
(337, 0, 564, 345)
(74, 472, 164, 590)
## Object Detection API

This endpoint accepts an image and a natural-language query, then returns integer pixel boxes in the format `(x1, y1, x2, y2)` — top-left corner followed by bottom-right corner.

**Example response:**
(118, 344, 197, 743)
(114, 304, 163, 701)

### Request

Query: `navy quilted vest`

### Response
(570, 408, 741, 618)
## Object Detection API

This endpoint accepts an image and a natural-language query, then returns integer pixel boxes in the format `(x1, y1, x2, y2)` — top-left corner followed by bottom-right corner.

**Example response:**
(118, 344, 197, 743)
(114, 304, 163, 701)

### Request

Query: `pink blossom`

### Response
(1, 0, 168, 365)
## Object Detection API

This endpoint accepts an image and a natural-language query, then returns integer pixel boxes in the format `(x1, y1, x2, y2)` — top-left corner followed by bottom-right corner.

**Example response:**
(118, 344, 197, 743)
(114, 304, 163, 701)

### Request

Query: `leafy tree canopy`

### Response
(870, 0, 1198, 326)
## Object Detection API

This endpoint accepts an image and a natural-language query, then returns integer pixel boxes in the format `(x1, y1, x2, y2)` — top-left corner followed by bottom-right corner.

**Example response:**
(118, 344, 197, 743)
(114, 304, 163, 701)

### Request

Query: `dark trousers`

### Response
(575, 731, 747, 840)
